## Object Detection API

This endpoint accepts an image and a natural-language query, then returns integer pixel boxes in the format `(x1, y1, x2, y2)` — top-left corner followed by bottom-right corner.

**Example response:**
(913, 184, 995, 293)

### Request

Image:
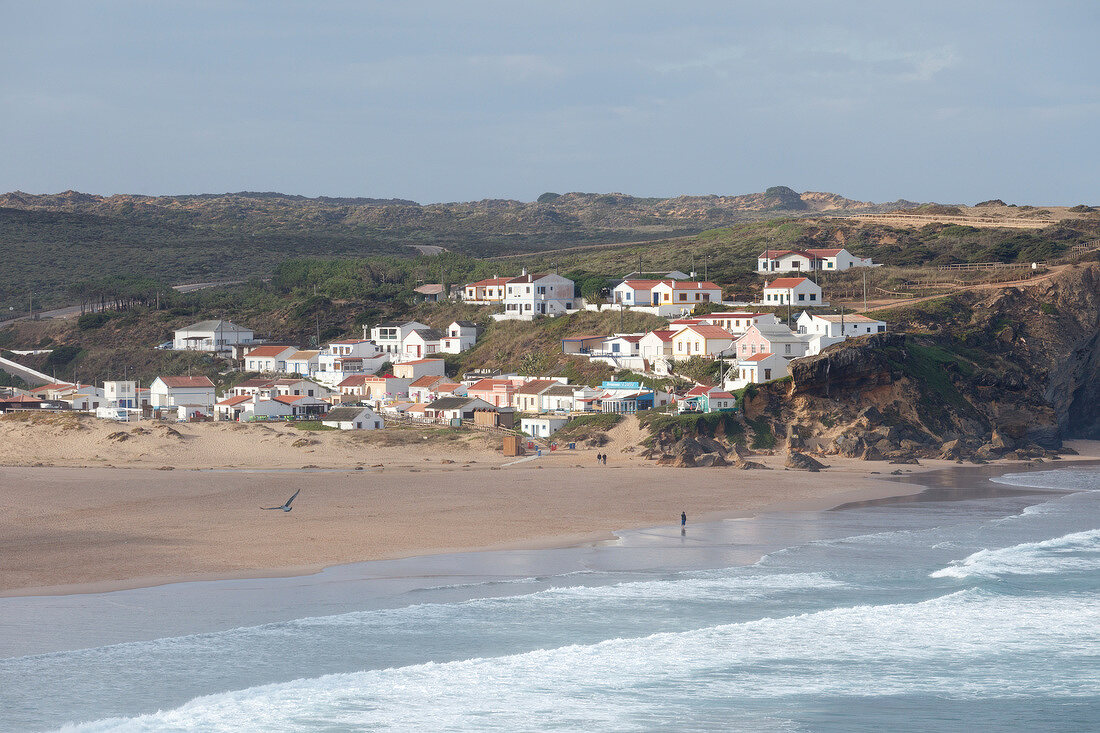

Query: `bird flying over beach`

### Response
(262, 489, 301, 512)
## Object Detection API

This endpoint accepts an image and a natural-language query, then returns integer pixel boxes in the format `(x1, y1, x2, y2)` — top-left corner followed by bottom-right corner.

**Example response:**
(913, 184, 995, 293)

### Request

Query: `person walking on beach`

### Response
(596, 452, 602, 464)
(681, 511, 687, 527)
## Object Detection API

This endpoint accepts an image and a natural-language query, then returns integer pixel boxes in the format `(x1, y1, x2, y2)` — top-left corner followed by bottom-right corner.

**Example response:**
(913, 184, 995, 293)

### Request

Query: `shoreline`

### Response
(5, 449, 1097, 599)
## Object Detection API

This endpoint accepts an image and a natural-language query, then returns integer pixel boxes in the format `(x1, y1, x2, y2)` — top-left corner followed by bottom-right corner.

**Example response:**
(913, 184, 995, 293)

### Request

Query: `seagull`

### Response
(262, 488, 301, 512)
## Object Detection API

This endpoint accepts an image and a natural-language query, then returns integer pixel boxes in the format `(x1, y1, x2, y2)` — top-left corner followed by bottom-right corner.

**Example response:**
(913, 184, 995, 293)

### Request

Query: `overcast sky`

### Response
(2, 1, 1097, 204)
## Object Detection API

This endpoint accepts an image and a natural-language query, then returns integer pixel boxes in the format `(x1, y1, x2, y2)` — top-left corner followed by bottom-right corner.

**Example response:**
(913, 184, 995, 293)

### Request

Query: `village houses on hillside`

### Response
(756, 247, 874, 274)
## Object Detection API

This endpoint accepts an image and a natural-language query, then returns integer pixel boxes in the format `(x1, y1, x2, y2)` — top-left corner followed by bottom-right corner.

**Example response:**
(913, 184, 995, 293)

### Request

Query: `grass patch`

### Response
(293, 420, 337, 431)
(639, 411, 744, 442)
(746, 417, 775, 449)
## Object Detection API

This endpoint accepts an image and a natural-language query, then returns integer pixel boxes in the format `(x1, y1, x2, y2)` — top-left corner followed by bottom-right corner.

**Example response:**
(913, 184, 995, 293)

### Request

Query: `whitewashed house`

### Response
(502, 272, 575, 318)
(539, 384, 576, 413)
(756, 248, 873, 274)
(173, 320, 255, 353)
(150, 376, 216, 411)
(316, 339, 388, 386)
(651, 280, 723, 309)
(520, 416, 570, 439)
(795, 311, 887, 338)
(370, 321, 429, 356)
(322, 405, 383, 430)
(400, 328, 444, 361)
(285, 350, 320, 376)
(462, 276, 510, 303)
(726, 352, 790, 390)
(671, 325, 736, 361)
(103, 380, 138, 409)
(423, 396, 495, 423)
(441, 321, 478, 353)
(639, 330, 676, 360)
(761, 277, 824, 307)
(244, 345, 298, 373)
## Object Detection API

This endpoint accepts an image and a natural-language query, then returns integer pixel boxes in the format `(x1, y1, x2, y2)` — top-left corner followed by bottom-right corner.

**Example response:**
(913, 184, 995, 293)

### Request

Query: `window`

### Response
(764, 369, 772, 379)
(798, 294, 805, 301)
(878, 325, 885, 333)
(785, 344, 792, 354)
(809, 294, 817, 301)
(679, 293, 687, 301)
(827, 262, 834, 268)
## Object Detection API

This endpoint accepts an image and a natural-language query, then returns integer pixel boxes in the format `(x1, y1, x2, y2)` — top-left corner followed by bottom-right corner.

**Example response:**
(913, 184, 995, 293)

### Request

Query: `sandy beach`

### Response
(2, 413, 1096, 596)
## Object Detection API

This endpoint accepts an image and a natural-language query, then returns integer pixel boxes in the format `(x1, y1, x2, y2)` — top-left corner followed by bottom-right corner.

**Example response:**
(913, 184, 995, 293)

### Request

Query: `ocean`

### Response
(2, 464, 1098, 732)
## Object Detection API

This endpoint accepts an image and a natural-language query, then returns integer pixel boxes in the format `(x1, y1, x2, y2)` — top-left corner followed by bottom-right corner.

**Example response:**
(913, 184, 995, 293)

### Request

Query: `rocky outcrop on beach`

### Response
(749, 262, 1100, 462)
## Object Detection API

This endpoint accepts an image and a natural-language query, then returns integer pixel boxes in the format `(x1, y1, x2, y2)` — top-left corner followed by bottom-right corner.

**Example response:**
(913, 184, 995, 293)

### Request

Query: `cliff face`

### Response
(774, 263, 1100, 459)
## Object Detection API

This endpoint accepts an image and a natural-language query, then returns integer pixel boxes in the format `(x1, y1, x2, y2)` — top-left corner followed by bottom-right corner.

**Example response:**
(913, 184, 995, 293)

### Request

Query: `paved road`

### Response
(0, 280, 246, 327)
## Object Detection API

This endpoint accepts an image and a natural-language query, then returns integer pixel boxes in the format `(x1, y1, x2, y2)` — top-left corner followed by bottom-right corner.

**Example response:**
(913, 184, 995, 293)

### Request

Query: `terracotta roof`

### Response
(434, 381, 463, 392)
(467, 277, 512, 287)
(409, 375, 447, 388)
(743, 353, 779, 362)
(805, 248, 844, 256)
(288, 350, 320, 360)
(516, 379, 557, 395)
(620, 279, 666, 288)
(414, 284, 445, 295)
(765, 277, 814, 289)
(338, 375, 368, 387)
(677, 325, 734, 339)
(407, 402, 429, 413)
(157, 376, 215, 388)
(664, 280, 721, 290)
(272, 394, 306, 405)
(610, 335, 643, 343)
(685, 385, 711, 396)
(707, 391, 735, 399)
(469, 378, 513, 391)
(217, 394, 252, 406)
(644, 329, 677, 342)
(245, 345, 295, 358)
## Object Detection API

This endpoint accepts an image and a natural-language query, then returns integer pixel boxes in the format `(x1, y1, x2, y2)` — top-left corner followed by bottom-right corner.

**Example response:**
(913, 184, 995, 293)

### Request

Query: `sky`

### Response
(2, 1, 1098, 205)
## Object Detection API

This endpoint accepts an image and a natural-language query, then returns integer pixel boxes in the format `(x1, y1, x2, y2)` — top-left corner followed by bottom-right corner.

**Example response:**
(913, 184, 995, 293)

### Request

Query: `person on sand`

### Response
(681, 511, 687, 527)
(596, 452, 602, 464)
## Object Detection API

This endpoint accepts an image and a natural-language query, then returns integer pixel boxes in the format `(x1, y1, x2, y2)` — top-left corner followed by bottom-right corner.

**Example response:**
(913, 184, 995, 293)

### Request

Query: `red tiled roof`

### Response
(338, 375, 368, 387)
(469, 378, 513, 392)
(468, 277, 512, 287)
(743, 353, 777, 362)
(664, 280, 721, 290)
(676, 325, 734, 339)
(272, 394, 306, 405)
(620, 279, 666, 288)
(708, 391, 735, 399)
(157, 376, 215, 388)
(805, 248, 843, 256)
(409, 375, 446, 388)
(516, 379, 557, 395)
(645, 329, 676, 342)
(707, 312, 768, 319)
(610, 335, 643, 343)
(217, 394, 252, 406)
(685, 385, 711, 396)
(765, 277, 813, 289)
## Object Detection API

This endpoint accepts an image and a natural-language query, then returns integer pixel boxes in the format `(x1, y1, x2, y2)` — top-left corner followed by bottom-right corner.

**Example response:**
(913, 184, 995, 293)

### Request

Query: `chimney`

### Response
(521, 267, 527, 276)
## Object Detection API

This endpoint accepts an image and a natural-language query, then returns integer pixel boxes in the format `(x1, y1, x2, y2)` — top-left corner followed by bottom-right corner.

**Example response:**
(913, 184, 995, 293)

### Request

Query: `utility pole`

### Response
(862, 269, 868, 312)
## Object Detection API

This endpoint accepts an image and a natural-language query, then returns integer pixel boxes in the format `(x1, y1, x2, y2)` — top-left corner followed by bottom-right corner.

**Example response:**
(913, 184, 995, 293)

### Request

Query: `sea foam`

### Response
(60, 590, 1100, 733)
(930, 528, 1100, 578)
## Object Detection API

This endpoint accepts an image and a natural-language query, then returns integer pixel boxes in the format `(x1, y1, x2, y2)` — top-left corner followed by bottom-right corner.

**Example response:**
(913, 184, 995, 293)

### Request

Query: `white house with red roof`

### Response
(463, 276, 511, 303)
(316, 339, 389, 386)
(244, 345, 298, 373)
(796, 311, 887, 338)
(700, 312, 779, 334)
(727, 352, 790, 390)
(756, 247, 873, 274)
(651, 280, 722, 307)
(336, 374, 413, 404)
(150, 376, 216, 412)
(639, 329, 676, 360)
(671, 325, 736, 360)
(761, 277, 824, 307)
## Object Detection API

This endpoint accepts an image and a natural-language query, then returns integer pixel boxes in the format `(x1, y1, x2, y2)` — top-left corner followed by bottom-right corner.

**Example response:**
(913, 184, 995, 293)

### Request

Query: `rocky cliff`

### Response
(774, 262, 1100, 460)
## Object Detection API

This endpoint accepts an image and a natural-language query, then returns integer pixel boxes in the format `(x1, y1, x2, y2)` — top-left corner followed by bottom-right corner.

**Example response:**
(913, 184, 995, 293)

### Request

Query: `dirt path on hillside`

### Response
(842, 265, 1070, 312)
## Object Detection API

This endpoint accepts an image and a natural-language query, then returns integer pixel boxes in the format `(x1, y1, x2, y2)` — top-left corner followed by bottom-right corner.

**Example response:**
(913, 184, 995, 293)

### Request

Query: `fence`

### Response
(835, 213, 1052, 230)
(935, 262, 1034, 272)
